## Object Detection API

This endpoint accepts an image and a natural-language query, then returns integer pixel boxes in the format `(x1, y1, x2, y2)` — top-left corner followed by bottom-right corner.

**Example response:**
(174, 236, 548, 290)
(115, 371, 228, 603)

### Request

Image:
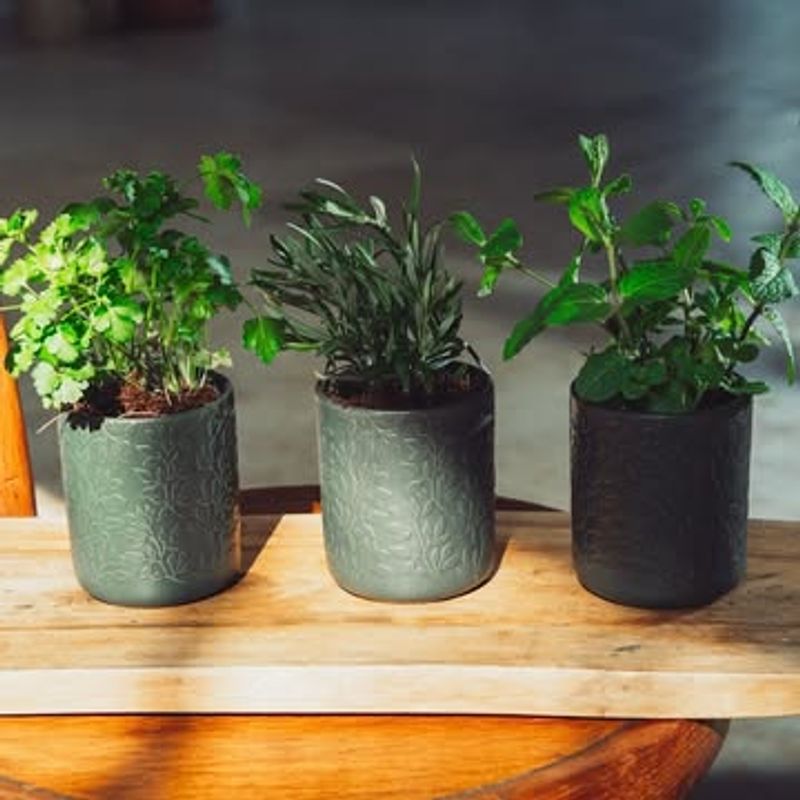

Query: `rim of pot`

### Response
(60, 371, 233, 429)
(316, 364, 493, 416)
(569, 381, 752, 422)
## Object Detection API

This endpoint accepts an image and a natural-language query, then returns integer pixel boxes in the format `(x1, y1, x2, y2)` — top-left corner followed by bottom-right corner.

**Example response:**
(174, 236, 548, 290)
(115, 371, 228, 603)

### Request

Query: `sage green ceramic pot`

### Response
(316, 368, 496, 602)
(58, 374, 241, 607)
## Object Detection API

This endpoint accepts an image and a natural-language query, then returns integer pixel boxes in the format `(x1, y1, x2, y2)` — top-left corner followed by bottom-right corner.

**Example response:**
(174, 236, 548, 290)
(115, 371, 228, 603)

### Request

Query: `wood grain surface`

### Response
(0, 715, 726, 800)
(0, 315, 35, 518)
(0, 511, 796, 718)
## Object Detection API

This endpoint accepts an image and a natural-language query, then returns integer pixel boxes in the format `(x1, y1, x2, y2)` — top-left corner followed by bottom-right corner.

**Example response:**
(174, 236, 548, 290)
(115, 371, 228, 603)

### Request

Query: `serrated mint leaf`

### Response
(574, 349, 628, 403)
(731, 161, 798, 223)
(450, 211, 486, 246)
(481, 218, 522, 260)
(618, 201, 677, 247)
(673, 224, 711, 271)
(764, 307, 797, 383)
(618, 259, 693, 303)
(578, 133, 609, 187)
(503, 283, 610, 360)
(750, 248, 799, 303)
(568, 187, 607, 242)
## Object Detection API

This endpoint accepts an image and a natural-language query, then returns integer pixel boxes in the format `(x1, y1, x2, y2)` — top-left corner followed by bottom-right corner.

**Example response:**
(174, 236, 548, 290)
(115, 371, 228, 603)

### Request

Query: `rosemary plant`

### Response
(246, 163, 475, 400)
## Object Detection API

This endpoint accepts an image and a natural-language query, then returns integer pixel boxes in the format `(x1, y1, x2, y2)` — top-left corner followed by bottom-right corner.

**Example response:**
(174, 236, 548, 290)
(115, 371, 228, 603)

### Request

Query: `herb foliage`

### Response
(246, 163, 472, 397)
(0, 153, 261, 410)
(452, 134, 798, 412)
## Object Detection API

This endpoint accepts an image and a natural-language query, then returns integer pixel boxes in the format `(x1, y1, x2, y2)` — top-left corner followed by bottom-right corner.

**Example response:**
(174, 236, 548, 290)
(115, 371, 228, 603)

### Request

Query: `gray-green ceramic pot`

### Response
(316, 368, 496, 602)
(58, 374, 241, 607)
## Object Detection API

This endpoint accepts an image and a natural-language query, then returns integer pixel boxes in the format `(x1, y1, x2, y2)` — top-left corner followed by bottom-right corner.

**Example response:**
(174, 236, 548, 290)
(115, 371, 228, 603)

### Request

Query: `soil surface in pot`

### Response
(71, 377, 219, 421)
(319, 367, 488, 411)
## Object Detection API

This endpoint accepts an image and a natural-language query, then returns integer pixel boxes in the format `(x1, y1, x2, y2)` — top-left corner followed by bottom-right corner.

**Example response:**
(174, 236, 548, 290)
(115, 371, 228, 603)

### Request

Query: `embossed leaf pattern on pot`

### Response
(317, 372, 496, 602)
(59, 375, 241, 606)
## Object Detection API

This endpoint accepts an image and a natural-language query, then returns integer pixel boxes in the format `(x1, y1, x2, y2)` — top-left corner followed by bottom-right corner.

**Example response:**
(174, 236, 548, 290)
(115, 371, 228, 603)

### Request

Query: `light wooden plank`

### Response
(0, 512, 797, 718)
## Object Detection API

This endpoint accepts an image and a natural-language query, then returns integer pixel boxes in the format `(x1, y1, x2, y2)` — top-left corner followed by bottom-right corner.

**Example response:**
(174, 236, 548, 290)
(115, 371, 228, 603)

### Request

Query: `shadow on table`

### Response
(691, 771, 800, 799)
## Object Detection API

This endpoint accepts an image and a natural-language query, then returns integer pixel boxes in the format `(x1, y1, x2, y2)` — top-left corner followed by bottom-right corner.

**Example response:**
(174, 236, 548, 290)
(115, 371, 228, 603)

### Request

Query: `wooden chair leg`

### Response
(0, 314, 36, 517)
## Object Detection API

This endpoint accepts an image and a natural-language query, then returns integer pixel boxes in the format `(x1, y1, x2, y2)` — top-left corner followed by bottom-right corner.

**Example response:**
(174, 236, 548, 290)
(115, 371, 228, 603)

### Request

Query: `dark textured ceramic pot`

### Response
(316, 369, 496, 602)
(58, 374, 241, 607)
(570, 386, 752, 609)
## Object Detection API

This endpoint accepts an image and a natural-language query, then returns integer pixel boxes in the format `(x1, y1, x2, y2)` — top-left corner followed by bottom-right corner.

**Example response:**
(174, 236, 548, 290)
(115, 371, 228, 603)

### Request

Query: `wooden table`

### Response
(0, 507, 796, 798)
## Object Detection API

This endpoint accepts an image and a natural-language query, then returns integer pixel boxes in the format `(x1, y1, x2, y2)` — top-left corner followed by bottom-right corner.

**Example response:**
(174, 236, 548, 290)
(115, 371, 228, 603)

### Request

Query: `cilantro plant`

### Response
(452, 134, 798, 413)
(0, 153, 261, 410)
(244, 163, 473, 398)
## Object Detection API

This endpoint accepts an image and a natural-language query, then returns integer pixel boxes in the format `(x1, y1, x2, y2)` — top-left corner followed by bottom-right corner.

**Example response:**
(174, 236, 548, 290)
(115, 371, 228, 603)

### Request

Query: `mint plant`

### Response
(245, 163, 474, 400)
(452, 134, 798, 412)
(0, 153, 261, 410)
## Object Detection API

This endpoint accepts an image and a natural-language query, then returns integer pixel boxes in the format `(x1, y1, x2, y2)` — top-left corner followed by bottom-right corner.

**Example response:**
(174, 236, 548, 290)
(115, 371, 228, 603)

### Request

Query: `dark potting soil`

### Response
(319, 368, 488, 411)
(72, 379, 219, 420)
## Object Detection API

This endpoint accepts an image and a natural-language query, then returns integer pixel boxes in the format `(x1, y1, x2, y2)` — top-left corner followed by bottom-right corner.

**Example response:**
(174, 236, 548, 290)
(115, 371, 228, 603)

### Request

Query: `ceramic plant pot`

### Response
(316, 369, 496, 602)
(570, 386, 752, 609)
(58, 374, 241, 607)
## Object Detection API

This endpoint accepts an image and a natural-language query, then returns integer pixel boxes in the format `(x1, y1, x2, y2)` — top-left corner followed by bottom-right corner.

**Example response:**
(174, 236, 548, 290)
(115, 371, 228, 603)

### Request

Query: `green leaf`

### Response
(618, 201, 677, 247)
(673, 224, 711, 271)
(700, 259, 750, 286)
(207, 253, 234, 286)
(199, 151, 262, 225)
(752, 232, 783, 254)
(568, 188, 607, 242)
(3, 209, 38, 242)
(477, 260, 502, 298)
(481, 219, 522, 260)
(636, 359, 667, 386)
(689, 198, 707, 219)
(618, 259, 693, 303)
(574, 349, 628, 403)
(44, 327, 80, 364)
(534, 187, 574, 205)
(731, 161, 798, 223)
(578, 133, 609, 187)
(369, 195, 387, 225)
(709, 215, 732, 242)
(558, 254, 582, 287)
(450, 211, 486, 246)
(750, 248, 799, 304)
(31, 362, 58, 401)
(94, 300, 144, 343)
(603, 174, 632, 197)
(736, 343, 759, 363)
(647, 383, 691, 413)
(51, 375, 87, 408)
(503, 283, 610, 359)
(728, 379, 769, 396)
(764, 307, 796, 383)
(242, 316, 284, 364)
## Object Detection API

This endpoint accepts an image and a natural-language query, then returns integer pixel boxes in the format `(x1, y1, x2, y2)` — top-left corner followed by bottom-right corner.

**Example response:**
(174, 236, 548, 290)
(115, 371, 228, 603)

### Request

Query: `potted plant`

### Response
(0, 152, 262, 606)
(453, 134, 797, 608)
(244, 164, 496, 602)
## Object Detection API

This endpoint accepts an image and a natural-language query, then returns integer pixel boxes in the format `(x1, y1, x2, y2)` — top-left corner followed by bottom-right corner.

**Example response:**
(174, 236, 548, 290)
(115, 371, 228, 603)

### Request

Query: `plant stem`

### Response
(506, 254, 556, 289)
(739, 303, 764, 343)
(604, 241, 633, 348)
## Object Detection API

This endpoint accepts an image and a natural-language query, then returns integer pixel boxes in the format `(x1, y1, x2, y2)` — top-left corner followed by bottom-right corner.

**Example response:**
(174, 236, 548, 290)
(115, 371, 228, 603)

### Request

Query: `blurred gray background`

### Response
(1, 0, 798, 796)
